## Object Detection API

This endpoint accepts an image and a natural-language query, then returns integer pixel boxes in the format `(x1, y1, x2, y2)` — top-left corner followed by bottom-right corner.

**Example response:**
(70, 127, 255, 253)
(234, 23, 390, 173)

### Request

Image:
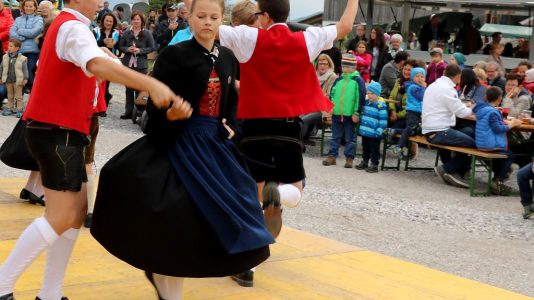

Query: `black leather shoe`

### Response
(35, 297, 68, 300)
(231, 270, 254, 287)
(144, 271, 164, 300)
(120, 113, 132, 119)
(0, 293, 14, 300)
(262, 181, 282, 239)
(19, 188, 30, 200)
(83, 213, 93, 228)
(28, 193, 45, 206)
(99, 112, 107, 117)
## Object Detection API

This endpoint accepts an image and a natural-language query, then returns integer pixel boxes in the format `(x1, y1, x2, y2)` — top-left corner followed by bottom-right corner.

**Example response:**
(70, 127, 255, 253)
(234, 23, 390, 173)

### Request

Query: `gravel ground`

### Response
(0, 83, 533, 297)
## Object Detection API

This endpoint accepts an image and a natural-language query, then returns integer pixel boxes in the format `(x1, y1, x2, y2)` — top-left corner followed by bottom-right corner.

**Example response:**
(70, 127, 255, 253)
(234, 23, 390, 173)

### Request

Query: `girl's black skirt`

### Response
(91, 116, 272, 277)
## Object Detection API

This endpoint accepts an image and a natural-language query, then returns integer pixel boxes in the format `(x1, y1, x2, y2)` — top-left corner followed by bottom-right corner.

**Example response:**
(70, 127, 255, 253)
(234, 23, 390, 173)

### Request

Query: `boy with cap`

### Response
(395, 67, 427, 159)
(356, 82, 388, 173)
(323, 53, 366, 168)
(0, 0, 181, 299)
(426, 48, 447, 85)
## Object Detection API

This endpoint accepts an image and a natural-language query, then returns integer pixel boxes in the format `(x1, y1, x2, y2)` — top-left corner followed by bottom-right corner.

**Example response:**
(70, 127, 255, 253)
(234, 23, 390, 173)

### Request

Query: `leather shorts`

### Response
(26, 122, 89, 192)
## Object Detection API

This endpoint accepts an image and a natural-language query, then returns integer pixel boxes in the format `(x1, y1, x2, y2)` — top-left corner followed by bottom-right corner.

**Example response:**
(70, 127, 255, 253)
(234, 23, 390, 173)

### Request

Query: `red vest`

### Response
(94, 80, 107, 113)
(237, 25, 333, 119)
(24, 12, 97, 134)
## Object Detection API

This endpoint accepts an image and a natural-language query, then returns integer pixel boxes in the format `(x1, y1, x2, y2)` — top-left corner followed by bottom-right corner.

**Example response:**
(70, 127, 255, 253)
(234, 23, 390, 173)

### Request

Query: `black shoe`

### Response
(434, 166, 449, 185)
(366, 165, 378, 173)
(84, 213, 93, 228)
(19, 188, 30, 199)
(144, 271, 164, 300)
(28, 193, 45, 206)
(355, 161, 368, 170)
(120, 113, 132, 119)
(0, 293, 14, 300)
(99, 112, 107, 117)
(443, 173, 470, 189)
(262, 181, 282, 239)
(35, 297, 68, 300)
(231, 270, 254, 287)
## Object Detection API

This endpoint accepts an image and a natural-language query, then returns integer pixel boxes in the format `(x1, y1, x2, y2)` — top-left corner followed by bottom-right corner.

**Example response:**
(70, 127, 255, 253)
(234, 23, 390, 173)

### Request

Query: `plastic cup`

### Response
(521, 110, 532, 124)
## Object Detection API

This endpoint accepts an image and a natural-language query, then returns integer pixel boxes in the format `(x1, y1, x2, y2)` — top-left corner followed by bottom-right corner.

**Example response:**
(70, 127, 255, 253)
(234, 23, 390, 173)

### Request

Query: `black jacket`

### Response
(419, 22, 450, 51)
(153, 17, 187, 52)
(147, 38, 239, 138)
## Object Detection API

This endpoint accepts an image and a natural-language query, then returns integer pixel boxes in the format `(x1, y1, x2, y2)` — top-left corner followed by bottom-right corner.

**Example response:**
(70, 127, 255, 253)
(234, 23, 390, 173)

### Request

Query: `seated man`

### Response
(422, 64, 475, 188)
(517, 162, 534, 220)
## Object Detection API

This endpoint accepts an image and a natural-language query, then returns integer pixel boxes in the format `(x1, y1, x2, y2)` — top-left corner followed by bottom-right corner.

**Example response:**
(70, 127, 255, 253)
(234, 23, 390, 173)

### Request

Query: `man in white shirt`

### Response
(218, 0, 359, 288)
(422, 64, 475, 188)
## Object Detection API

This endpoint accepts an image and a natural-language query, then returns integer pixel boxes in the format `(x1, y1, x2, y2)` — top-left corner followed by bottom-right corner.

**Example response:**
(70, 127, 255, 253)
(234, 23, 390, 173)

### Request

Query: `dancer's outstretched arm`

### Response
(336, 0, 359, 39)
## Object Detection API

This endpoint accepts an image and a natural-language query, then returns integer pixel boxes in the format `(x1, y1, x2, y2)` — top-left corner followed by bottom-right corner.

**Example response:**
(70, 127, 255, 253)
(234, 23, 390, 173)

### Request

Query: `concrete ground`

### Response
(0, 83, 532, 297)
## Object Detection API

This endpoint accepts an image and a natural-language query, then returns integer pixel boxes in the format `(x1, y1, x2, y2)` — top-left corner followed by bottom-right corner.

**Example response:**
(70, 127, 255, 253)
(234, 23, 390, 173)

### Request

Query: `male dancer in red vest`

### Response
(219, 0, 359, 287)
(0, 1, 191, 299)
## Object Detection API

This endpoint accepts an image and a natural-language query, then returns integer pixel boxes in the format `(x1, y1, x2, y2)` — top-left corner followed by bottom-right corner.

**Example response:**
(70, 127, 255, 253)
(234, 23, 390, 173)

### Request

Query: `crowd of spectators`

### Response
(320, 17, 534, 219)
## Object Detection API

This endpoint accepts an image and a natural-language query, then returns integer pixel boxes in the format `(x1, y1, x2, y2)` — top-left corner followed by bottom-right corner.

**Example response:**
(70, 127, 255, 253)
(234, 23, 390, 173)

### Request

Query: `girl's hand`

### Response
(351, 114, 359, 124)
(166, 96, 193, 121)
(222, 118, 235, 139)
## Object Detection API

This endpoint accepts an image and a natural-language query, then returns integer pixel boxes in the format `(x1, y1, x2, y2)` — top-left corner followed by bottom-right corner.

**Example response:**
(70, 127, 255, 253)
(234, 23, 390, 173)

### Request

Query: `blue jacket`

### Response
(9, 14, 43, 54)
(359, 97, 389, 139)
(473, 102, 508, 150)
(406, 81, 426, 113)
(460, 85, 487, 105)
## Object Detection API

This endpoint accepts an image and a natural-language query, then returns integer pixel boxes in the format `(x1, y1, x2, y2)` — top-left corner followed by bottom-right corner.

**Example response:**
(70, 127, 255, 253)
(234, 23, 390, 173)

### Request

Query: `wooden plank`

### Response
(408, 136, 507, 159)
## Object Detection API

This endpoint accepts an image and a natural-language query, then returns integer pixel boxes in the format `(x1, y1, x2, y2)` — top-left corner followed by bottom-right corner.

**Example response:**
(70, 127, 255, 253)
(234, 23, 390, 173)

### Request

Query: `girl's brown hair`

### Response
(356, 40, 367, 51)
(191, 0, 225, 15)
(131, 11, 146, 28)
(20, 0, 38, 14)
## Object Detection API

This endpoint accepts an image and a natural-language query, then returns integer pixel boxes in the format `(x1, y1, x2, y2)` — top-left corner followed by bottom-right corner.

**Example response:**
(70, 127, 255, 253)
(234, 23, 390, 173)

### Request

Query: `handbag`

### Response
(0, 119, 39, 171)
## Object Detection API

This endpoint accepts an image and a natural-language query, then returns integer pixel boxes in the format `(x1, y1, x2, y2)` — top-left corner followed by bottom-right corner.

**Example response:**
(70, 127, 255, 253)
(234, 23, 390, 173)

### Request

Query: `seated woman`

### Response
(384, 59, 417, 138)
(459, 68, 487, 105)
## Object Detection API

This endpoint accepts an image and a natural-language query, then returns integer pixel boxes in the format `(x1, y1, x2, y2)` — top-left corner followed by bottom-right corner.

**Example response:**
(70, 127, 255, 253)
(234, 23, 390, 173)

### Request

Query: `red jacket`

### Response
(355, 52, 372, 83)
(0, 8, 14, 53)
(94, 80, 107, 113)
(238, 25, 333, 119)
(24, 12, 97, 134)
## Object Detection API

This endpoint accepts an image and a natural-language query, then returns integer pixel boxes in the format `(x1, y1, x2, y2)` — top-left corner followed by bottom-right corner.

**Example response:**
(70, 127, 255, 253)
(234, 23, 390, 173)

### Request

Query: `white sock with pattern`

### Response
(0, 217, 58, 296)
(38, 228, 80, 300)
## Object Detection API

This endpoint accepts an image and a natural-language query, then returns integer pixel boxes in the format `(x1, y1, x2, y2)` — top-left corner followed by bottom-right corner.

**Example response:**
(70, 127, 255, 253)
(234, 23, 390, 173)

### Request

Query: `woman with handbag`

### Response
(118, 12, 155, 120)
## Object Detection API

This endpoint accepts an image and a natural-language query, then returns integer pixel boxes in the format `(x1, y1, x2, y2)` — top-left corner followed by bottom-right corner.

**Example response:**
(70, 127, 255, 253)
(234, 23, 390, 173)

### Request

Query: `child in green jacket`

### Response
(323, 53, 366, 168)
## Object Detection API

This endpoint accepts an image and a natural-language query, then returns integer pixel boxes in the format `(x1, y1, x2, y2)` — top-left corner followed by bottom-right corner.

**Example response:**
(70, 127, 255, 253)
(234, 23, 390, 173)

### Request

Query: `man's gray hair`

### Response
(38, 0, 53, 9)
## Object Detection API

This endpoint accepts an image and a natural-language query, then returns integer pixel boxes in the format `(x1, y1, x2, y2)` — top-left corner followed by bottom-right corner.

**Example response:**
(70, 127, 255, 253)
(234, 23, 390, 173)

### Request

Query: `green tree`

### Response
(149, 0, 173, 10)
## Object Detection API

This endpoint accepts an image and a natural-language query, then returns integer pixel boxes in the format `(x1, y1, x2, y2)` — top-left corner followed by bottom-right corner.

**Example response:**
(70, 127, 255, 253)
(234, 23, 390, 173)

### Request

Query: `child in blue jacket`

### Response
(396, 67, 426, 159)
(356, 82, 388, 172)
(474, 86, 521, 195)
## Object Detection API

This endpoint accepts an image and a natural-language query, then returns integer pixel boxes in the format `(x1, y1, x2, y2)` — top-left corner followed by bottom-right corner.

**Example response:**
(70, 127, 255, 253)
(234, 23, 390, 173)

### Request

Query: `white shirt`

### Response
(56, 8, 113, 76)
(218, 23, 338, 63)
(422, 76, 473, 134)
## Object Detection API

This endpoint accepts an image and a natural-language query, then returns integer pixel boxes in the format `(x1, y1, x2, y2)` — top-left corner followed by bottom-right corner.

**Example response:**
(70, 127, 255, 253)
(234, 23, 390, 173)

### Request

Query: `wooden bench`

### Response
(381, 135, 508, 197)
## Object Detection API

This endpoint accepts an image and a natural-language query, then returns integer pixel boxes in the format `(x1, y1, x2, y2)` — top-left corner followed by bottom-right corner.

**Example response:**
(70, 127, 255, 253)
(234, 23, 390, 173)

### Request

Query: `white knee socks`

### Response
(86, 175, 97, 214)
(278, 184, 302, 208)
(38, 228, 80, 300)
(0, 217, 58, 296)
(153, 274, 184, 300)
